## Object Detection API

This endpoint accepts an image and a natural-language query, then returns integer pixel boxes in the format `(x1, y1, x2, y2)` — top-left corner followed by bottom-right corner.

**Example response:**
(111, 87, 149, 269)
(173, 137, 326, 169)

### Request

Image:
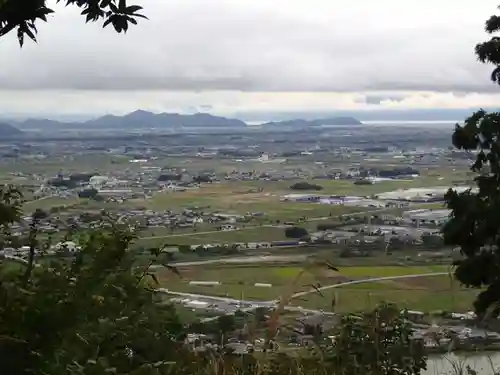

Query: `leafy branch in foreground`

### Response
(442, 3, 500, 320)
(444, 110, 500, 317)
(0, 215, 185, 375)
(0, 0, 148, 46)
(477, 5, 500, 84)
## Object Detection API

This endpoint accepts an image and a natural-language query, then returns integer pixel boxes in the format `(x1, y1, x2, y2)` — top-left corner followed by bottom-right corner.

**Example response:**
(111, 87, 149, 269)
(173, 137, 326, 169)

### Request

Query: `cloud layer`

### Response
(0, 0, 497, 91)
(2, 90, 500, 118)
(0, 0, 499, 114)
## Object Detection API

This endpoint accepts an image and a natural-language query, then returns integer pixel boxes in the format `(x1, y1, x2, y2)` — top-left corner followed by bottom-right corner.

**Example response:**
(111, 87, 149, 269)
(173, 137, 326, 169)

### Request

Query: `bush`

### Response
(0, 212, 185, 374)
(69, 173, 96, 182)
(285, 226, 309, 238)
(290, 182, 323, 191)
(48, 178, 76, 189)
(354, 179, 373, 185)
(78, 187, 98, 198)
(193, 175, 212, 183)
(323, 304, 427, 374)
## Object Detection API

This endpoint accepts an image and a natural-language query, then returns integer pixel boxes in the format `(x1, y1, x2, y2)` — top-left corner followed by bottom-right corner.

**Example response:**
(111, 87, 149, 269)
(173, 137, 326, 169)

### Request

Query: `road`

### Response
(289, 272, 450, 300)
(151, 254, 309, 269)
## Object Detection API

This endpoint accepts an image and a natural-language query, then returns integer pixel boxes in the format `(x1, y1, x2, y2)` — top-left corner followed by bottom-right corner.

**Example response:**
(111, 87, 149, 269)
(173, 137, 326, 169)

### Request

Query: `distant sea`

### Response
(361, 120, 460, 128)
(246, 120, 460, 127)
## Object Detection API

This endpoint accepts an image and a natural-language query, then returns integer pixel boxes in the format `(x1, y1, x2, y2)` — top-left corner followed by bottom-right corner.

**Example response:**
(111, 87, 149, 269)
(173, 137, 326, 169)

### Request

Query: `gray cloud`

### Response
(365, 95, 406, 105)
(0, 0, 497, 93)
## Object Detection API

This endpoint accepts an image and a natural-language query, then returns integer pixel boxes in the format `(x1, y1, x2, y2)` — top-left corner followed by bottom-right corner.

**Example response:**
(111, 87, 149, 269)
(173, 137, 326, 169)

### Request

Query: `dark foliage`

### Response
(378, 167, 420, 178)
(289, 182, 323, 191)
(69, 173, 96, 182)
(48, 178, 77, 189)
(0, 192, 187, 374)
(322, 304, 427, 375)
(193, 175, 213, 183)
(0, 0, 147, 46)
(477, 6, 500, 84)
(443, 5, 500, 317)
(284, 226, 308, 239)
(78, 187, 99, 198)
(353, 179, 373, 185)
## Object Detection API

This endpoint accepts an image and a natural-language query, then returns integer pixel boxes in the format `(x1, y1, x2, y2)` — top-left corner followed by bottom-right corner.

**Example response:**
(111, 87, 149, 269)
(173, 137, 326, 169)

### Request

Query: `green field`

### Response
(124, 169, 462, 222)
(23, 196, 80, 212)
(158, 264, 477, 313)
(9, 160, 468, 248)
(138, 226, 291, 245)
(13, 162, 466, 220)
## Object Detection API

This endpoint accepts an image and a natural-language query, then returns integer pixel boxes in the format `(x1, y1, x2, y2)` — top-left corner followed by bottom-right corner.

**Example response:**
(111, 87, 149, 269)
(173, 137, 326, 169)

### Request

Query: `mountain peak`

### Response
(127, 109, 154, 116)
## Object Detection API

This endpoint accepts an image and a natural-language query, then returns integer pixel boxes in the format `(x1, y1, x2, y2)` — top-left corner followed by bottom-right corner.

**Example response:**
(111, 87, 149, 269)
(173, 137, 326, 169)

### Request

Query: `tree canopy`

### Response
(0, 0, 147, 46)
(0, 193, 187, 374)
(444, 5, 500, 317)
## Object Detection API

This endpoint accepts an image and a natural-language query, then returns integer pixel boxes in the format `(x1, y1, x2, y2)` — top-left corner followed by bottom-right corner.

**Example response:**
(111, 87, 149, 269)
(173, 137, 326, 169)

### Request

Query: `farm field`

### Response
(137, 226, 290, 245)
(23, 196, 80, 212)
(134, 185, 372, 221)
(14, 160, 464, 220)
(157, 264, 478, 313)
(125, 169, 464, 222)
(9, 156, 468, 251)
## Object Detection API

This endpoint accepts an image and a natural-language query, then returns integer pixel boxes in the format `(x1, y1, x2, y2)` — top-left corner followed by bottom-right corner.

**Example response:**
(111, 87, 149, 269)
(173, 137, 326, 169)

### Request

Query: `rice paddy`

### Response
(157, 263, 476, 313)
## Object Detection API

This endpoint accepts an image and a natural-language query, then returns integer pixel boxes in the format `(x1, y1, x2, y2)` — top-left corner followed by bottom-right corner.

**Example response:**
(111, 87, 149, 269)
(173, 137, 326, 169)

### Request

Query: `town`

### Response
(0, 117, 488, 359)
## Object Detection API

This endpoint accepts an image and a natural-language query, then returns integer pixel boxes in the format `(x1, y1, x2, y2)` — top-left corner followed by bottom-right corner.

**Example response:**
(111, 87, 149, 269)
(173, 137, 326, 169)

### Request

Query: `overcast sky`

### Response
(0, 0, 499, 117)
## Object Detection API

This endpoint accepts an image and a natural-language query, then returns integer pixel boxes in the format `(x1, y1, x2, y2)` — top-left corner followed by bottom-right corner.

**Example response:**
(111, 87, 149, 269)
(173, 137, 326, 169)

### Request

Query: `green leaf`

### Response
(324, 260, 339, 272)
(308, 284, 324, 297)
(162, 263, 182, 278)
(103, 17, 113, 28)
(125, 5, 143, 13)
(147, 272, 160, 286)
(109, 2, 119, 12)
(17, 26, 24, 47)
(126, 16, 137, 25)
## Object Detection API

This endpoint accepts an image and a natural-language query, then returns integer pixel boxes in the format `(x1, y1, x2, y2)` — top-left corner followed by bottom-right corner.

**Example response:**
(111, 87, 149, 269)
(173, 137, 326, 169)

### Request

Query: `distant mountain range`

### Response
(0, 122, 23, 137)
(9, 110, 362, 130)
(17, 110, 247, 130)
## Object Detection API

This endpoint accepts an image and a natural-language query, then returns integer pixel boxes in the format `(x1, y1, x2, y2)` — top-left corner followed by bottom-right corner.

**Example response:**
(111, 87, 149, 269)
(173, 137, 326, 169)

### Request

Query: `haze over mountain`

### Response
(16, 110, 247, 130)
(5, 107, 487, 127)
(10, 110, 366, 131)
(0, 122, 23, 137)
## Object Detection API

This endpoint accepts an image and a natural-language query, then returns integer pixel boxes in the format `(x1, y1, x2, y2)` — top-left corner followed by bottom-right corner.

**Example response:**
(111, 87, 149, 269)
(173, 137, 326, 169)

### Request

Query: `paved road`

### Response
(151, 254, 309, 269)
(289, 272, 450, 300)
